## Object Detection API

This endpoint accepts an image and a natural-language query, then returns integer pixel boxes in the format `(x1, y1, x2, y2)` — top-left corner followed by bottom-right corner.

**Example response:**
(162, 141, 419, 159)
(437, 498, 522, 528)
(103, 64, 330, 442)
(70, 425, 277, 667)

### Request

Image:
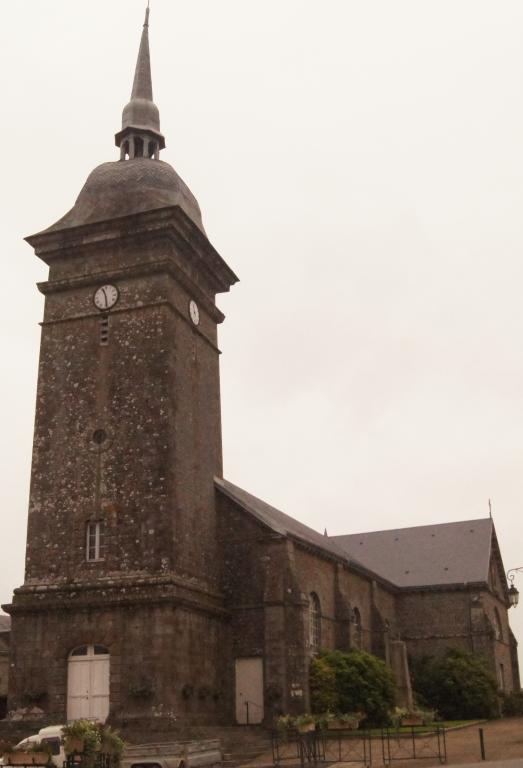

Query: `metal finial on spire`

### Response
(144, 3, 150, 28)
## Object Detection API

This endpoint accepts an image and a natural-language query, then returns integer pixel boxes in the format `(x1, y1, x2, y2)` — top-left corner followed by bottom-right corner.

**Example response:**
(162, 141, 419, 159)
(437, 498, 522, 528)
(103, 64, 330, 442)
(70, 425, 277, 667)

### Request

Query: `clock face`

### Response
(189, 299, 200, 326)
(93, 284, 119, 311)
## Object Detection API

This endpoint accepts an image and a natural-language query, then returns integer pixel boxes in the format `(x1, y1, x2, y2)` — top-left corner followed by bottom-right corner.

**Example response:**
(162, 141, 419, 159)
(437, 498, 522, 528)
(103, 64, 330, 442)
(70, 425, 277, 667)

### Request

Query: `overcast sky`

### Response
(1, 0, 523, 661)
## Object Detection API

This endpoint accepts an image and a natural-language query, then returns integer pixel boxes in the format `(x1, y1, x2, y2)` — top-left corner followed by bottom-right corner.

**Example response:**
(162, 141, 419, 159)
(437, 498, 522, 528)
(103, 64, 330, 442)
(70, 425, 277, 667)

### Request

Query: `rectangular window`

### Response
(86, 521, 105, 562)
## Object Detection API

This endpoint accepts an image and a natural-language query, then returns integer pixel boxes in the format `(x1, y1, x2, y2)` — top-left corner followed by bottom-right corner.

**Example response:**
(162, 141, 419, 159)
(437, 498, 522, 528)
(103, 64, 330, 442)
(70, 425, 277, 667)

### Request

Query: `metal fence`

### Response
(381, 726, 447, 766)
(272, 725, 447, 768)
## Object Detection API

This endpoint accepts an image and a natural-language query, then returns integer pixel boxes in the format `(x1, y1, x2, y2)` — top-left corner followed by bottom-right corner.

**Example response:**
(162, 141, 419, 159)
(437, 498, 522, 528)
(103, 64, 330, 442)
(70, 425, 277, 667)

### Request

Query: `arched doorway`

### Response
(67, 645, 110, 722)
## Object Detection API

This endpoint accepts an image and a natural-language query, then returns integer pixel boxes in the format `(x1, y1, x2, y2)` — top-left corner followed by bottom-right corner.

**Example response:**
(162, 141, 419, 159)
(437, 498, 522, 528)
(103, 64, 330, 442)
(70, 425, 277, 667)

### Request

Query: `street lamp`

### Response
(506, 568, 522, 608)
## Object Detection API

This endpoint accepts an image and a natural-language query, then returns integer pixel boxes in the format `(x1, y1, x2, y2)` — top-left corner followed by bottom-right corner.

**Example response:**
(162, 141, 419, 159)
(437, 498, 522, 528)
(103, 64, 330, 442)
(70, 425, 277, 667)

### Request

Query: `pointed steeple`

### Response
(115, 4, 165, 159)
(131, 6, 153, 102)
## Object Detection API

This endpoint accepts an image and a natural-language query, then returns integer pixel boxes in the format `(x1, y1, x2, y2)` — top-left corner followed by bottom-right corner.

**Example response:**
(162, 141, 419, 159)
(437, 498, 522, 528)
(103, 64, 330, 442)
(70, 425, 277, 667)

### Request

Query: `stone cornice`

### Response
(26, 206, 239, 296)
(38, 258, 226, 326)
(4, 573, 228, 620)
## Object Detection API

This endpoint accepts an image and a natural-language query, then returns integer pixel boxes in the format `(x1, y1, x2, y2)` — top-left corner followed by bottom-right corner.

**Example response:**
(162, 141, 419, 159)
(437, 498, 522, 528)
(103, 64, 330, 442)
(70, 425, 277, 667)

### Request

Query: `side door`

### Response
(235, 657, 264, 724)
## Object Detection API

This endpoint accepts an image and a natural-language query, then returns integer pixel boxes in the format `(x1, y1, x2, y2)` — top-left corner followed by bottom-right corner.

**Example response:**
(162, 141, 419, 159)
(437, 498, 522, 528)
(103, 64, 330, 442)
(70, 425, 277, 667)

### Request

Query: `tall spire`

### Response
(115, 4, 165, 160)
(131, 6, 153, 102)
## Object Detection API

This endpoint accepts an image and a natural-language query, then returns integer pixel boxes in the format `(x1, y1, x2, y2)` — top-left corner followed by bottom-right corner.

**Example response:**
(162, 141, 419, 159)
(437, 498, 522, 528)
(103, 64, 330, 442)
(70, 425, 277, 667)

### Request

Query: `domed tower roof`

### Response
(40, 5, 204, 235)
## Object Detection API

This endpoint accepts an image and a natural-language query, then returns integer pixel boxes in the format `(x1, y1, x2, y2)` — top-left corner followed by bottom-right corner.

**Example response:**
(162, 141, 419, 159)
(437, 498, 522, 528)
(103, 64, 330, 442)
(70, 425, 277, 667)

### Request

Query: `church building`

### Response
(1, 9, 519, 734)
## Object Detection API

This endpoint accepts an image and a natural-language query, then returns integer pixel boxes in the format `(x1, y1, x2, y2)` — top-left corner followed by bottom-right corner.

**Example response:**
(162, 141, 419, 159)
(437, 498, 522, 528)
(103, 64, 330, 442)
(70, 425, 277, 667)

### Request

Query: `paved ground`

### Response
(404, 718, 523, 767)
(447, 761, 523, 768)
(239, 717, 523, 768)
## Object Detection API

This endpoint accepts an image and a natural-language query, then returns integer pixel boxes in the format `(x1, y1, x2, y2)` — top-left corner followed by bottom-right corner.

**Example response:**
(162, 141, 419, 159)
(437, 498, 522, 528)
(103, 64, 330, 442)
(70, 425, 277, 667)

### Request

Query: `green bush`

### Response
(410, 648, 498, 720)
(501, 691, 523, 717)
(309, 654, 338, 713)
(310, 649, 396, 726)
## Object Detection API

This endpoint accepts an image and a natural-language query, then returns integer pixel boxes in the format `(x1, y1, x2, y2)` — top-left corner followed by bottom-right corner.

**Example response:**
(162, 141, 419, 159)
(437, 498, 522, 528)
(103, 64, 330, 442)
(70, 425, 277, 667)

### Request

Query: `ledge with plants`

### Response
(276, 711, 365, 737)
(2, 742, 53, 766)
(389, 707, 437, 728)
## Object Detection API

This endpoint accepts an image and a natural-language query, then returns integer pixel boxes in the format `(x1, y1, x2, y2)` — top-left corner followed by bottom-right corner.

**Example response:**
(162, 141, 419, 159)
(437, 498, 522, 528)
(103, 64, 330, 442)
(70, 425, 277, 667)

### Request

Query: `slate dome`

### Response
(44, 158, 204, 234)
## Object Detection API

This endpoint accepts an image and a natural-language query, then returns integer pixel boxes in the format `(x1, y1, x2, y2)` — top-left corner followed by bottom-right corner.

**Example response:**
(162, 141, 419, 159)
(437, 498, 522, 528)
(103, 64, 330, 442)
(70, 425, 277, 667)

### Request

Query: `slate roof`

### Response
(332, 518, 494, 588)
(216, 477, 356, 563)
(0, 614, 11, 632)
(216, 478, 496, 591)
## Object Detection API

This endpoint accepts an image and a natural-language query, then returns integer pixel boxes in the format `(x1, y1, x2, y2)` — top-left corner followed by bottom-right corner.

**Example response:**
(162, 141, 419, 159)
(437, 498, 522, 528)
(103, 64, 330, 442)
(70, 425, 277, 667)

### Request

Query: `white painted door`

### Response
(235, 657, 264, 724)
(67, 645, 110, 722)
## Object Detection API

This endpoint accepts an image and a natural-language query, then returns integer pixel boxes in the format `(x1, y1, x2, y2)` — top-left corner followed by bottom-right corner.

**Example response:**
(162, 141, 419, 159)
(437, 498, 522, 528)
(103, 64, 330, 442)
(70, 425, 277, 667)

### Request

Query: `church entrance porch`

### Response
(67, 645, 110, 723)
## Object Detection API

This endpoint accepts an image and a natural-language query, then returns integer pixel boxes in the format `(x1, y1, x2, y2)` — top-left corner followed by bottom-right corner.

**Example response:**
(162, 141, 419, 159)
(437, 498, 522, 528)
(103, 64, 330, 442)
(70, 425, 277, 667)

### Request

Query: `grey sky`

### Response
(1, 0, 523, 659)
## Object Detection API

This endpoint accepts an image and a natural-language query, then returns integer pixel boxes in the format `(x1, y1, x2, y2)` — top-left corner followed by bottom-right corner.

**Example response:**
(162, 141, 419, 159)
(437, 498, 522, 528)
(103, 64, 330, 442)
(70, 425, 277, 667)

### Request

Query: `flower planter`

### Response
(64, 739, 85, 755)
(296, 723, 316, 734)
(5, 752, 51, 765)
(327, 719, 360, 731)
(401, 716, 424, 727)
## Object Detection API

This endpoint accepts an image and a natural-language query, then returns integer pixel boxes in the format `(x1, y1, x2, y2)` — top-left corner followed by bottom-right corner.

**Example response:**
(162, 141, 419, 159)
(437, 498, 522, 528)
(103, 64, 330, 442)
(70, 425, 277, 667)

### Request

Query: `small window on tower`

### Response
(86, 521, 105, 562)
(100, 315, 109, 345)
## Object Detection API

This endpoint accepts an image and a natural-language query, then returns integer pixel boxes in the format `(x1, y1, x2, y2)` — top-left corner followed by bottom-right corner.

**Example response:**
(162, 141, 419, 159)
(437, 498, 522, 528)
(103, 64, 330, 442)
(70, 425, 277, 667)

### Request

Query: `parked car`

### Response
(121, 740, 222, 768)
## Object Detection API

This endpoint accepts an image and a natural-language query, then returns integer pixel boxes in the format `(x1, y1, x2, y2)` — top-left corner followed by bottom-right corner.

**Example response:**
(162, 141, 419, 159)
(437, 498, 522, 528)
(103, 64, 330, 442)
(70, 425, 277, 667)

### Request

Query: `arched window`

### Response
(493, 608, 503, 641)
(352, 606, 362, 649)
(309, 592, 321, 652)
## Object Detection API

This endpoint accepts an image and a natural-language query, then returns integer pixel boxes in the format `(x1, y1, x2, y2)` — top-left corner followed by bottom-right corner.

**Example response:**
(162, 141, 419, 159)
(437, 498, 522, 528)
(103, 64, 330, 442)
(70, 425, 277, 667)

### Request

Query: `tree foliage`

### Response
(501, 691, 523, 717)
(410, 648, 499, 719)
(310, 649, 396, 726)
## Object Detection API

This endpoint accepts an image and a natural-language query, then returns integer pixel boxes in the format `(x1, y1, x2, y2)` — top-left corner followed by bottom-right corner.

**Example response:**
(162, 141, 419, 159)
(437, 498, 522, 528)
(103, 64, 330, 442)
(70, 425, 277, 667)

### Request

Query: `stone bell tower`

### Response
(3, 7, 237, 728)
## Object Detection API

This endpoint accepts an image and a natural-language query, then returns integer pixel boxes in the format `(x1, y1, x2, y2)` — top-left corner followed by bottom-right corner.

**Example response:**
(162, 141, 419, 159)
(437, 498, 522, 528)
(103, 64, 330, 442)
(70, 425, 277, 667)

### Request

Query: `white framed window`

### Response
(86, 521, 105, 562)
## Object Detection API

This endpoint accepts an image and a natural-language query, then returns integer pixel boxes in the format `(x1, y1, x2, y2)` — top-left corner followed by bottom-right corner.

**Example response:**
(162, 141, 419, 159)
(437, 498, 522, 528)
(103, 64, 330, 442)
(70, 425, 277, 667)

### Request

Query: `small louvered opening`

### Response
(100, 315, 109, 345)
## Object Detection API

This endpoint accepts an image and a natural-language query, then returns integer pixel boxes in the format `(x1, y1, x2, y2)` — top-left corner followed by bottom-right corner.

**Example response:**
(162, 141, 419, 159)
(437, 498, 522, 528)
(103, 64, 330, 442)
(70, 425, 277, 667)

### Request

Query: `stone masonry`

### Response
(1, 7, 519, 736)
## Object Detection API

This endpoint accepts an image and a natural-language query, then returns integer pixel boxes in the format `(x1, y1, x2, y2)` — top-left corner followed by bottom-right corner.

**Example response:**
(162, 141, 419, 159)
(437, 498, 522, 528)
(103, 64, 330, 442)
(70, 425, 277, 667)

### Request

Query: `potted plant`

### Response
(275, 714, 295, 739)
(401, 712, 424, 726)
(29, 743, 53, 765)
(326, 712, 364, 730)
(4, 742, 52, 766)
(62, 720, 101, 755)
(99, 726, 125, 756)
(4, 751, 34, 766)
(390, 707, 436, 727)
(295, 714, 316, 734)
(128, 680, 154, 699)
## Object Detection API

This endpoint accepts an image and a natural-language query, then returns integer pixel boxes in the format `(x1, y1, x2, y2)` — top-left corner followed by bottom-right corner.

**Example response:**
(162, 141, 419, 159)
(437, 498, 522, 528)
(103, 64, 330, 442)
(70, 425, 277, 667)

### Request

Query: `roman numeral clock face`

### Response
(93, 284, 119, 311)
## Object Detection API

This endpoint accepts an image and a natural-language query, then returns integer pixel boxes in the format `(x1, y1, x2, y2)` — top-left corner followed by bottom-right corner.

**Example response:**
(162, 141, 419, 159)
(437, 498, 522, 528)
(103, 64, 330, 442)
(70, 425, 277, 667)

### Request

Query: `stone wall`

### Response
(217, 490, 403, 719)
(396, 587, 517, 693)
(0, 631, 9, 719)
(25, 217, 226, 591)
(7, 600, 229, 726)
